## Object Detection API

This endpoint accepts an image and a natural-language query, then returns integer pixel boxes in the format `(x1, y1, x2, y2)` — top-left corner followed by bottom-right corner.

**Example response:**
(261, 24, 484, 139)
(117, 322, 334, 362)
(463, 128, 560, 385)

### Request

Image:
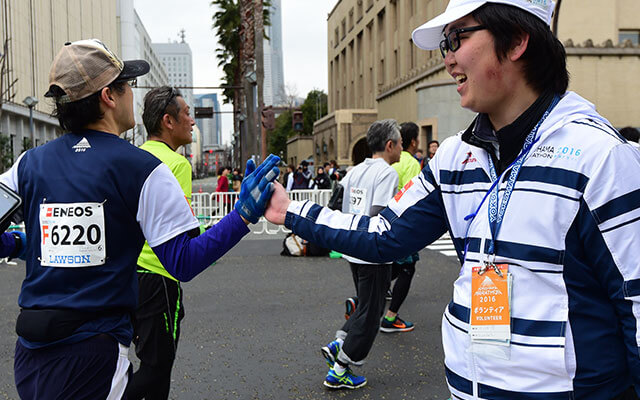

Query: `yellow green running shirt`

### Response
(137, 140, 193, 281)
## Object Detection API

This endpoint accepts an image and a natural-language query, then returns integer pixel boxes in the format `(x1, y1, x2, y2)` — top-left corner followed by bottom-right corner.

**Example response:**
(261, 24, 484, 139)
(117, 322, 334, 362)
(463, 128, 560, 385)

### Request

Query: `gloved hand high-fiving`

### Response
(234, 154, 281, 224)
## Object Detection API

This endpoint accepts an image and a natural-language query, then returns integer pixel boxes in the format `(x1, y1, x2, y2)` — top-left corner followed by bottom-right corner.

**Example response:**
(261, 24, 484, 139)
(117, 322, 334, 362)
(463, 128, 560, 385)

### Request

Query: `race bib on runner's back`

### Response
(349, 187, 368, 215)
(40, 202, 106, 267)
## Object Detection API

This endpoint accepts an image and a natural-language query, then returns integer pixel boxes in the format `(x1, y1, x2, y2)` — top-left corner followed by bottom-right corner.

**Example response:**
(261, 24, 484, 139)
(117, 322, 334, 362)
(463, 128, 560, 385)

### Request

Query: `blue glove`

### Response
(10, 231, 26, 260)
(234, 154, 281, 223)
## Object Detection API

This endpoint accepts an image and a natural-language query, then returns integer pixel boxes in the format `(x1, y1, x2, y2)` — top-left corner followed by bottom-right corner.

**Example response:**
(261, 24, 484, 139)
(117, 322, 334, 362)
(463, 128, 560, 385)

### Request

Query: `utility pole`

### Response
(255, 0, 266, 162)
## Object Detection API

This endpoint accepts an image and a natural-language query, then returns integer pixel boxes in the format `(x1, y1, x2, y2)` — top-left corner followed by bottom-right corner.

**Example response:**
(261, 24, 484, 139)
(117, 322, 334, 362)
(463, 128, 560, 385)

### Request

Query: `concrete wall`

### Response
(416, 81, 476, 142)
(566, 49, 640, 128)
(286, 135, 313, 168)
(557, 0, 640, 45)
(312, 109, 378, 167)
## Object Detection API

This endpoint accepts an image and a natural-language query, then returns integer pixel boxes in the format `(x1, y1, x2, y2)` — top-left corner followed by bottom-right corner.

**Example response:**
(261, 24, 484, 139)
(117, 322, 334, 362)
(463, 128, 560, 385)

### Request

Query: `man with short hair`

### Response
(127, 86, 196, 399)
(266, 1, 640, 397)
(0, 39, 280, 399)
(320, 119, 401, 389)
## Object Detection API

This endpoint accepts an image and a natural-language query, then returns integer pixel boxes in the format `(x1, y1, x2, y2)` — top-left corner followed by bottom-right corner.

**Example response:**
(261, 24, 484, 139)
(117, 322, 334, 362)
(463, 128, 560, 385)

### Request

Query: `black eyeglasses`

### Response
(439, 25, 486, 58)
(163, 87, 177, 113)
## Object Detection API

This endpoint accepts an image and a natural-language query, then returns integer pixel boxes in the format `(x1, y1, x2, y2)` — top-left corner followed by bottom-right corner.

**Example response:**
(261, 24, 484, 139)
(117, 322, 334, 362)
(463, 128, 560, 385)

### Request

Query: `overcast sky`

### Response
(134, 0, 336, 144)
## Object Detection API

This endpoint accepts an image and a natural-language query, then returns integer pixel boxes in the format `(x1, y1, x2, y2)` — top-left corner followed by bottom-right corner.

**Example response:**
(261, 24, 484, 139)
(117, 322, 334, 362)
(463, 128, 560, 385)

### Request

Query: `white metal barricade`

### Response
(191, 189, 332, 234)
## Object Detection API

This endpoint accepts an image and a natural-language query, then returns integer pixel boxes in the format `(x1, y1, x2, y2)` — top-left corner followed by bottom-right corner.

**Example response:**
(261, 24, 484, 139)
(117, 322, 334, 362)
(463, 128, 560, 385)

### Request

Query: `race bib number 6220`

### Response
(40, 202, 106, 267)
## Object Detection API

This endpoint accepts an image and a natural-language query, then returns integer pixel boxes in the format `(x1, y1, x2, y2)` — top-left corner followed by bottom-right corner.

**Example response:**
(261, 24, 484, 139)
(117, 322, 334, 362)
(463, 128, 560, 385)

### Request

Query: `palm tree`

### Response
(211, 0, 271, 166)
(211, 0, 241, 106)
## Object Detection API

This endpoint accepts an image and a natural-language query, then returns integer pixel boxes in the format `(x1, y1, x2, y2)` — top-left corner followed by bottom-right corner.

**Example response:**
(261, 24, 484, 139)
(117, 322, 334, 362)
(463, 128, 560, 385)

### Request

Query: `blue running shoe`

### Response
(324, 367, 367, 389)
(321, 340, 340, 367)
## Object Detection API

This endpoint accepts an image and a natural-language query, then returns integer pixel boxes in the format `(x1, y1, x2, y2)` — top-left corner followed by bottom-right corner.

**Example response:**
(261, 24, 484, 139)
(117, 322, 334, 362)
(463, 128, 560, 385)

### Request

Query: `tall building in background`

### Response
(263, 0, 285, 106)
(194, 93, 222, 150)
(0, 0, 118, 164)
(153, 39, 194, 110)
(193, 93, 222, 176)
(117, 0, 168, 145)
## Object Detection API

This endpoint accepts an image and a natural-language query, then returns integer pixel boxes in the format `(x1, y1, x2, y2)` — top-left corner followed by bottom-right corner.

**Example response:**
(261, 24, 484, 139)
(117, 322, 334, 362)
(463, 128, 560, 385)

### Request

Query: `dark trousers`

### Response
(388, 261, 416, 313)
(127, 272, 184, 400)
(339, 262, 391, 364)
(15, 334, 128, 400)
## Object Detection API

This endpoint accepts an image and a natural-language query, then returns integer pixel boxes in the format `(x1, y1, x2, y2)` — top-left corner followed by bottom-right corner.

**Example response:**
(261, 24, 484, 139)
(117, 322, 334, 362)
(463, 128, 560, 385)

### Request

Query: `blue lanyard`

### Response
(462, 95, 560, 261)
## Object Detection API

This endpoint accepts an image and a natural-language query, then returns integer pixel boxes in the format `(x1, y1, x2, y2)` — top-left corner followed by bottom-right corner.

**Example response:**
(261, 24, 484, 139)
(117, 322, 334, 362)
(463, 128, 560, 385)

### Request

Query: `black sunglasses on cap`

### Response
(163, 87, 178, 113)
(439, 25, 486, 58)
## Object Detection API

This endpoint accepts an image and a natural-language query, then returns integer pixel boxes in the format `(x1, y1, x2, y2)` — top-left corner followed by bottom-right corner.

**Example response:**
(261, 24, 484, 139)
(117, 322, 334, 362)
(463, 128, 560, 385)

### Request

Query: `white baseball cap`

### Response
(412, 0, 556, 50)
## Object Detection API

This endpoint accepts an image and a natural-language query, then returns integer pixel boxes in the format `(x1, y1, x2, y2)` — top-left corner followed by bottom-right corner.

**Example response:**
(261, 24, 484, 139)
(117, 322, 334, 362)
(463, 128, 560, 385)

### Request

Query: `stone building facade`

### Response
(310, 0, 640, 167)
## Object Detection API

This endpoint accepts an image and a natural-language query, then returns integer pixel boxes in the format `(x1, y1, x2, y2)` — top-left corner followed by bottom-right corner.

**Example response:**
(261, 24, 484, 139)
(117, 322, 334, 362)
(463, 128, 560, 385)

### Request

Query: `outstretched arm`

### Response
(153, 210, 248, 281)
(153, 155, 281, 281)
(266, 168, 448, 263)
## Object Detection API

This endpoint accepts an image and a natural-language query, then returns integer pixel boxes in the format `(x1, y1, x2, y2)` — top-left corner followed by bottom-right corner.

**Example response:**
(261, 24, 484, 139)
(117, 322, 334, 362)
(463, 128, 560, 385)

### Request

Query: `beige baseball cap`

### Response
(412, 0, 556, 50)
(45, 39, 150, 103)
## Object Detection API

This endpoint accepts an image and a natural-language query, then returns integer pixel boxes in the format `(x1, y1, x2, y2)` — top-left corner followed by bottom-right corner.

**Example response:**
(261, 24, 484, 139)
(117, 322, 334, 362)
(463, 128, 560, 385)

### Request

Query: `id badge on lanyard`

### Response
(470, 263, 512, 344)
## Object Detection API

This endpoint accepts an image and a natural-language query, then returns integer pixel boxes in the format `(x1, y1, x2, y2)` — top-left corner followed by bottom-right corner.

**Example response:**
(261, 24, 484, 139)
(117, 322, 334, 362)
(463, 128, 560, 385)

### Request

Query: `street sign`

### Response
(195, 107, 214, 118)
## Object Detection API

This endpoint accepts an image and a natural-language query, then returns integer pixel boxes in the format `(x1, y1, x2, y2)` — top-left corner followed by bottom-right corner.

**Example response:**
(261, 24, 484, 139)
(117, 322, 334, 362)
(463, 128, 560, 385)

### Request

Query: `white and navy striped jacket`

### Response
(284, 92, 640, 399)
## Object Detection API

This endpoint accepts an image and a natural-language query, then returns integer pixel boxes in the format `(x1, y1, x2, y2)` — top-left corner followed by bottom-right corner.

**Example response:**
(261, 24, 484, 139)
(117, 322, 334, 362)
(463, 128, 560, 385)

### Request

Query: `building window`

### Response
(619, 30, 640, 45)
(394, 49, 399, 78)
(392, 0, 399, 32)
(342, 18, 347, 39)
(349, 8, 354, 32)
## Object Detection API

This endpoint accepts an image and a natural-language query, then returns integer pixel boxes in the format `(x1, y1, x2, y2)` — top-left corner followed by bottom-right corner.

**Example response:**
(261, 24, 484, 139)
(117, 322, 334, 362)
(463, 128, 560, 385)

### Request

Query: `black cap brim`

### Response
(116, 59, 150, 81)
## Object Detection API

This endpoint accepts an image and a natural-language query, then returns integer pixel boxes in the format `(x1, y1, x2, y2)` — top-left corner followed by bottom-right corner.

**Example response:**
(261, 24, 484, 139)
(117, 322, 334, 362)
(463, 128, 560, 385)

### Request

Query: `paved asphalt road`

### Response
(0, 232, 461, 399)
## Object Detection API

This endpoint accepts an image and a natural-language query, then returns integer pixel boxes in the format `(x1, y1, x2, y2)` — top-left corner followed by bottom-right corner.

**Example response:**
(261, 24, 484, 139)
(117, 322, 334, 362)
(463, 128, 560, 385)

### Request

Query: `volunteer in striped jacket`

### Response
(265, 0, 640, 398)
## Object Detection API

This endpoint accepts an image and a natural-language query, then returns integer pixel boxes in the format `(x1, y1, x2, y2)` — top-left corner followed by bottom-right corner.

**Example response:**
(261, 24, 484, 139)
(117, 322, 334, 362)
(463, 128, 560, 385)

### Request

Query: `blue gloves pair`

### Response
(234, 154, 281, 224)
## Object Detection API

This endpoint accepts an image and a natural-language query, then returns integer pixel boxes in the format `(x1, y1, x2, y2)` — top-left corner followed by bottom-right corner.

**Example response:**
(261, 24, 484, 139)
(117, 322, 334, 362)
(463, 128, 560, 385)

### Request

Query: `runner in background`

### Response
(128, 86, 196, 399)
(319, 119, 401, 390)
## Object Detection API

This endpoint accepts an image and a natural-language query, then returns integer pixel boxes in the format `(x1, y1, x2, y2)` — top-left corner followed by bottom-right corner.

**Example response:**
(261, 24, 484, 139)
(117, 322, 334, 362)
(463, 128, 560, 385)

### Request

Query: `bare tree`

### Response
(283, 83, 299, 109)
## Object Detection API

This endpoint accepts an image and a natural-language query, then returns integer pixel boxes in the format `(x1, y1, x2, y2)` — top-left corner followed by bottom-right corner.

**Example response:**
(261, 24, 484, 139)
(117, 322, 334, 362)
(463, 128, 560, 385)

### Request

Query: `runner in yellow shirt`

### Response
(129, 86, 196, 399)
